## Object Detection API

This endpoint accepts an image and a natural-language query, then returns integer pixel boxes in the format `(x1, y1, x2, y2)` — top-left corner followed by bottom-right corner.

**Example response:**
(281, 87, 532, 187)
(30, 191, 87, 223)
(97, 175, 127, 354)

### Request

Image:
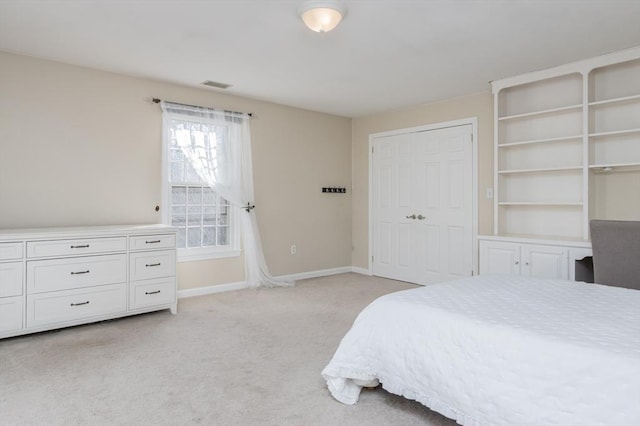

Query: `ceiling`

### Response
(0, 1, 638, 117)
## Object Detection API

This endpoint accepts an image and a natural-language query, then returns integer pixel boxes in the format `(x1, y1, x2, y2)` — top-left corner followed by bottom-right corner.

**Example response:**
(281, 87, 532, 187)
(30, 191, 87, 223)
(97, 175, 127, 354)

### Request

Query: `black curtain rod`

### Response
(152, 98, 252, 117)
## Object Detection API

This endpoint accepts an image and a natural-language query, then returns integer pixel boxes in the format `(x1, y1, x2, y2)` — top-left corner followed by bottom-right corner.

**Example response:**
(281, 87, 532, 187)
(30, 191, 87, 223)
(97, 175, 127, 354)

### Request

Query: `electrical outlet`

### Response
(290, 244, 297, 255)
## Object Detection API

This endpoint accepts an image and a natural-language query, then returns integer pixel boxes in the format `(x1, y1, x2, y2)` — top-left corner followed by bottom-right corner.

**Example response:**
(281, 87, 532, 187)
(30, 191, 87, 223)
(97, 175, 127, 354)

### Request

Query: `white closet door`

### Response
(371, 132, 415, 283)
(372, 124, 473, 285)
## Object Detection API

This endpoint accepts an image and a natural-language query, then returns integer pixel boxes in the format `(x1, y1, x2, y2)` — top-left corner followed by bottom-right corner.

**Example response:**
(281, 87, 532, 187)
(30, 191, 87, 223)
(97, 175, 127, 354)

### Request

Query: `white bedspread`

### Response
(322, 275, 640, 426)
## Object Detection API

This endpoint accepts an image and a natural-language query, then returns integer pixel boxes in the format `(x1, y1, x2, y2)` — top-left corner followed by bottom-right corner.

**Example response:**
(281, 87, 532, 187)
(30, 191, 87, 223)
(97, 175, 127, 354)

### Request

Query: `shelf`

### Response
(481, 234, 590, 245)
(498, 202, 583, 206)
(498, 166, 582, 174)
(498, 134, 582, 148)
(589, 128, 640, 138)
(498, 104, 582, 121)
(589, 94, 640, 107)
(497, 204, 584, 240)
(589, 163, 640, 173)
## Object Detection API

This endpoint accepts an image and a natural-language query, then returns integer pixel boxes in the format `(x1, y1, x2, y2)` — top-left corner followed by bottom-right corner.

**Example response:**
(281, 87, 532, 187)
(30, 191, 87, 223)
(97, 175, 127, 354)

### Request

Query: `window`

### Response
(163, 114, 239, 261)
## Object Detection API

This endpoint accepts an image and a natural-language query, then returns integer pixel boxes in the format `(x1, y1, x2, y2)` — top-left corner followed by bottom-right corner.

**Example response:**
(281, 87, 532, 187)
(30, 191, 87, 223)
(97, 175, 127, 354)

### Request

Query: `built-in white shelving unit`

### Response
(587, 56, 640, 225)
(490, 47, 640, 241)
(480, 48, 639, 281)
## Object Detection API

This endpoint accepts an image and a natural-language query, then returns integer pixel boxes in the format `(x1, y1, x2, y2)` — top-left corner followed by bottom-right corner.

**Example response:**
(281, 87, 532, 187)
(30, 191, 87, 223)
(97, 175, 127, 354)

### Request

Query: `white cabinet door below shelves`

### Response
(479, 241, 520, 275)
(479, 240, 570, 280)
(521, 245, 568, 280)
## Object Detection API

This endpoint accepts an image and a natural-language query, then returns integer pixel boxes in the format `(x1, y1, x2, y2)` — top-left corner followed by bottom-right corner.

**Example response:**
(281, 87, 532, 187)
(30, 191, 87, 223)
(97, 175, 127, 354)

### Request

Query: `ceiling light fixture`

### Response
(298, 0, 346, 33)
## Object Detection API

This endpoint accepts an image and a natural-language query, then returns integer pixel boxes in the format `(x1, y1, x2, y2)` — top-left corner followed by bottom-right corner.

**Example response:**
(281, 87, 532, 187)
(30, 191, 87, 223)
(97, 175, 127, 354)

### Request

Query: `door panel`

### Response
(378, 222, 392, 265)
(449, 160, 464, 209)
(398, 165, 411, 207)
(378, 165, 392, 208)
(398, 223, 411, 267)
(419, 224, 440, 273)
(448, 225, 465, 276)
(424, 162, 440, 209)
(448, 133, 465, 152)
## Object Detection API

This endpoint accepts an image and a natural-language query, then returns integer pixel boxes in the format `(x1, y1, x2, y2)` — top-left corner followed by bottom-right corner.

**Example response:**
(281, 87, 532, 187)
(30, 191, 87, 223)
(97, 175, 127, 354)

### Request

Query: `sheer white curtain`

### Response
(161, 101, 293, 288)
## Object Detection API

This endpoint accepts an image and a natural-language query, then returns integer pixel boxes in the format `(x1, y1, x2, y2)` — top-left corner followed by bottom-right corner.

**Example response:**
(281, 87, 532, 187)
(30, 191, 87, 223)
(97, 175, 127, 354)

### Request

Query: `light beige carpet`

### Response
(0, 273, 457, 426)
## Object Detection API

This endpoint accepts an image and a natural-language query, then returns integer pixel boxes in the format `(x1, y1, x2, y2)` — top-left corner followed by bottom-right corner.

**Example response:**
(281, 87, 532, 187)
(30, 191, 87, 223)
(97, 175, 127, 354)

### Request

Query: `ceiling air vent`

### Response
(202, 80, 232, 89)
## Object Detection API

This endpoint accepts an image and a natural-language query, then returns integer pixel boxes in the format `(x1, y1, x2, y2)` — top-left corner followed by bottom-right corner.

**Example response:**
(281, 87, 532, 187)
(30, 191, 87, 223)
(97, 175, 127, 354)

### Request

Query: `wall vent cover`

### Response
(202, 80, 232, 89)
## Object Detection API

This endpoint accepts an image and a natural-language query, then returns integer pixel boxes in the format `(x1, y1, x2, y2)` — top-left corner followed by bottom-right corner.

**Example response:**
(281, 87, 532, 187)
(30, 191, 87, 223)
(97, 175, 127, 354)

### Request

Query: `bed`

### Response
(321, 275, 640, 425)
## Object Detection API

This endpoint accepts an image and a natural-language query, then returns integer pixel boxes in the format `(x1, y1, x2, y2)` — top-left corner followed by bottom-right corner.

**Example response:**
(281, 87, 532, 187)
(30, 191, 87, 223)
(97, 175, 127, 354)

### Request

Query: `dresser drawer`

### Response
(0, 262, 23, 297)
(129, 234, 176, 251)
(129, 277, 176, 310)
(26, 283, 127, 327)
(130, 250, 176, 281)
(0, 296, 23, 333)
(27, 254, 127, 294)
(26, 237, 127, 259)
(0, 242, 23, 261)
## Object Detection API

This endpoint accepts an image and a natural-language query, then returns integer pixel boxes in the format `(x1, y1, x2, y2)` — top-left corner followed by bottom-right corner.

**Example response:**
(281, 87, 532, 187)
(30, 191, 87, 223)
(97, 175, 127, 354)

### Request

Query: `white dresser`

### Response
(0, 225, 177, 339)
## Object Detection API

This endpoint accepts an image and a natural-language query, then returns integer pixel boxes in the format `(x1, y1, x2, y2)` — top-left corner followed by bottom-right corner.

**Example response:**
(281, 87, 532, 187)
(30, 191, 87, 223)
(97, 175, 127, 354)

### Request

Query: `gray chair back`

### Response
(589, 220, 640, 290)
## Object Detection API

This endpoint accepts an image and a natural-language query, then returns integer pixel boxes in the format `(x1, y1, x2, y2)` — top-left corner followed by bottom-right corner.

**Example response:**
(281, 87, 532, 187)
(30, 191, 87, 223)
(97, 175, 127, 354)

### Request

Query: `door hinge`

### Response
(371, 256, 374, 262)
(372, 146, 374, 154)
(470, 134, 473, 142)
(471, 270, 475, 276)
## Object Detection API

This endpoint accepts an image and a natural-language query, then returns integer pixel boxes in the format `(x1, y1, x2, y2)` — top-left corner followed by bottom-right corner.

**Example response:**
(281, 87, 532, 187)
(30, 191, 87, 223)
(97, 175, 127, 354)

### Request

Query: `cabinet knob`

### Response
(515, 261, 519, 265)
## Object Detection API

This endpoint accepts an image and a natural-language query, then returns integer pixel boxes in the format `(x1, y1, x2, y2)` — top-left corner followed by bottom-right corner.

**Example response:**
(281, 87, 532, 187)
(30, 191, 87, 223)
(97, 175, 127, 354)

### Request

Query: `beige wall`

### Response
(0, 52, 495, 286)
(0, 52, 353, 289)
(351, 93, 494, 269)
(177, 255, 246, 290)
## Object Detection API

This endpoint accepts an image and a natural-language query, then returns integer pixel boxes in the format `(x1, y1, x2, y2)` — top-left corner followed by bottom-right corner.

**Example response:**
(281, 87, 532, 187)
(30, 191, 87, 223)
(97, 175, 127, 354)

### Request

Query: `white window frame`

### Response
(161, 113, 241, 263)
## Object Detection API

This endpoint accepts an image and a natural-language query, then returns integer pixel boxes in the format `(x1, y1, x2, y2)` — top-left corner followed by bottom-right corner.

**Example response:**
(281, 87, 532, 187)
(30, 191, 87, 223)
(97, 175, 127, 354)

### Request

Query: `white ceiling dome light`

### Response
(298, 0, 346, 33)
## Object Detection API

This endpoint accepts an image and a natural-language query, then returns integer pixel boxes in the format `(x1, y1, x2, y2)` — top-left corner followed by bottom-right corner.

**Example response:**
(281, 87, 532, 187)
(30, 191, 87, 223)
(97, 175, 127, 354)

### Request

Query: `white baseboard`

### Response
(177, 266, 372, 298)
(276, 266, 354, 282)
(177, 281, 248, 299)
(350, 266, 371, 275)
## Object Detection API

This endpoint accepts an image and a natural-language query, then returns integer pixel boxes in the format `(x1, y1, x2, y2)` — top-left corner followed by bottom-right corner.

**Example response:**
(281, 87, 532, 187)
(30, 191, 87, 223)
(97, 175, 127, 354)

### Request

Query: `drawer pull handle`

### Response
(70, 301, 90, 307)
(145, 263, 161, 267)
(71, 270, 90, 275)
(146, 240, 161, 244)
(145, 290, 161, 295)
(70, 244, 90, 249)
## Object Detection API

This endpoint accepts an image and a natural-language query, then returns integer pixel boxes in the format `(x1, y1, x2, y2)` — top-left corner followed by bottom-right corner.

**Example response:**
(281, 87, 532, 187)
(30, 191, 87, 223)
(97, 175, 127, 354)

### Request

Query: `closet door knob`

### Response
(417, 215, 426, 220)
(405, 214, 416, 219)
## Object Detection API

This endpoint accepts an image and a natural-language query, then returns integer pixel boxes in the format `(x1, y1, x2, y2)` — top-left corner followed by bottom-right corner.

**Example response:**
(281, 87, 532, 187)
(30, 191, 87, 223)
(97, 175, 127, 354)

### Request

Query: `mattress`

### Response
(321, 275, 640, 426)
